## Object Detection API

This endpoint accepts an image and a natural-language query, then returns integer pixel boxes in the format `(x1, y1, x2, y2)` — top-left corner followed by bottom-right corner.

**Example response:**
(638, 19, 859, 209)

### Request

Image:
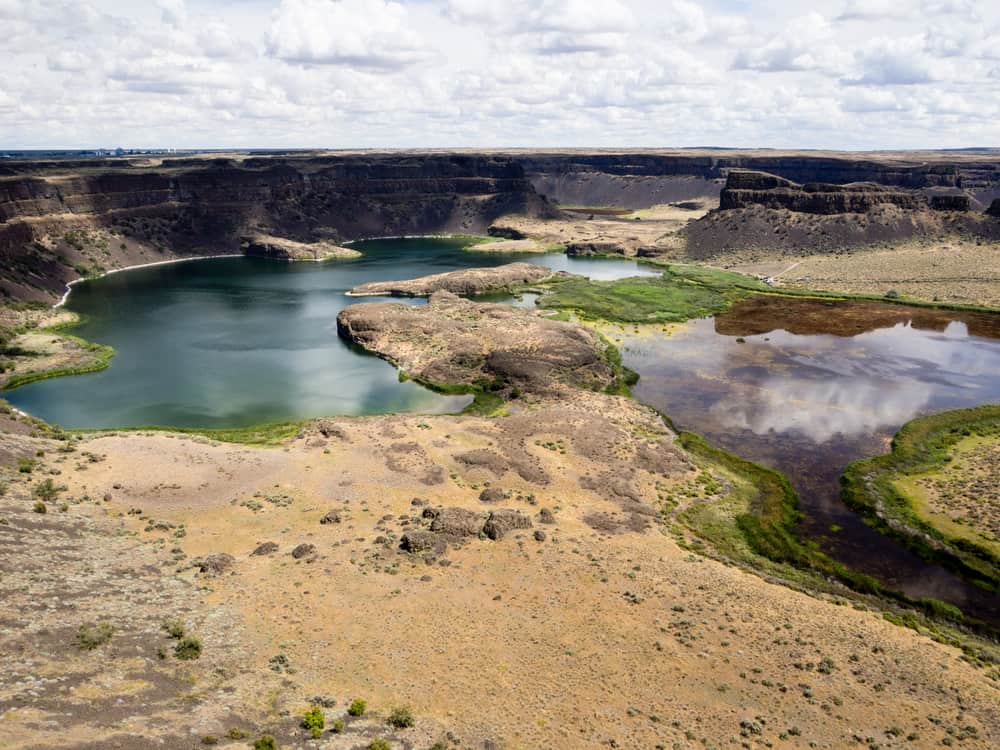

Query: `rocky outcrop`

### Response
(929, 195, 971, 212)
(241, 234, 360, 261)
(989, 199, 1000, 217)
(482, 509, 533, 540)
(565, 241, 627, 257)
(719, 171, 924, 214)
(427, 507, 486, 537)
(336, 291, 616, 395)
(195, 553, 235, 576)
(346, 262, 563, 297)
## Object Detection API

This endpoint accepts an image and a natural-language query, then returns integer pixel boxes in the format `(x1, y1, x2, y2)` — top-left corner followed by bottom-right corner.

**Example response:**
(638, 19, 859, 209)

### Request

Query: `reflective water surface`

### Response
(6, 238, 656, 429)
(621, 296, 1000, 624)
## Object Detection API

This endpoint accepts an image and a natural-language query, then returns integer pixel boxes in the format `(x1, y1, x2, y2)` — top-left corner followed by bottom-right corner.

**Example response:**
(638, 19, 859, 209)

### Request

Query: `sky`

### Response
(1, 0, 998, 150)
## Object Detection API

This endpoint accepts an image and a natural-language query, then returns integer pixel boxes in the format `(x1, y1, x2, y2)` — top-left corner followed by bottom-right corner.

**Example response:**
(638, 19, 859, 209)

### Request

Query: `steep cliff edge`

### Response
(0, 153, 550, 301)
(719, 171, 928, 214)
(680, 169, 1000, 258)
(517, 150, 1000, 210)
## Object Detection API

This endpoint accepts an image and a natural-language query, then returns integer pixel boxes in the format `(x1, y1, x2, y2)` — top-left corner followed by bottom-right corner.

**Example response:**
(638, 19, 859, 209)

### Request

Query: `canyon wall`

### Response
(518, 152, 1000, 209)
(0, 153, 550, 300)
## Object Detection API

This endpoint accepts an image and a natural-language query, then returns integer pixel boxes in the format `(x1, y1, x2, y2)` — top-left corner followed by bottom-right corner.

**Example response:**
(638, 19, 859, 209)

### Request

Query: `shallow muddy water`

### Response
(6, 238, 656, 428)
(620, 296, 1000, 623)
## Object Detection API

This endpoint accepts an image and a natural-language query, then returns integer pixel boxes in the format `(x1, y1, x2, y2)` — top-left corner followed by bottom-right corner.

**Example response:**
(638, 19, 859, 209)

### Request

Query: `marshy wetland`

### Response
(613, 296, 1000, 625)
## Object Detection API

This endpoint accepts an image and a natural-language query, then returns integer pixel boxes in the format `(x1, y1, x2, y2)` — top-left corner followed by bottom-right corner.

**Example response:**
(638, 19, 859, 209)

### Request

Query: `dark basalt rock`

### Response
(719, 170, 924, 214)
(196, 553, 235, 576)
(319, 510, 342, 525)
(479, 488, 506, 503)
(483, 509, 533, 540)
(250, 542, 279, 556)
(988, 199, 1000, 217)
(291, 543, 317, 559)
(400, 530, 446, 554)
(429, 507, 486, 538)
(930, 194, 971, 211)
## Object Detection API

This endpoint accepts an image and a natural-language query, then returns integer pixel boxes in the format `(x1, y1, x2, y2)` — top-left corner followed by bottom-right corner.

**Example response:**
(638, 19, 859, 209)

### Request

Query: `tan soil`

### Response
(494, 202, 711, 255)
(346, 262, 562, 297)
(722, 239, 1000, 308)
(1, 399, 997, 749)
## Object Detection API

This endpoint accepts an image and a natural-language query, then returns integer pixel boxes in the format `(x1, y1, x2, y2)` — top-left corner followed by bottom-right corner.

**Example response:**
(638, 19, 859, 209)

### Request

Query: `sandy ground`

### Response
(494, 203, 711, 255)
(2, 397, 997, 750)
(713, 239, 1000, 308)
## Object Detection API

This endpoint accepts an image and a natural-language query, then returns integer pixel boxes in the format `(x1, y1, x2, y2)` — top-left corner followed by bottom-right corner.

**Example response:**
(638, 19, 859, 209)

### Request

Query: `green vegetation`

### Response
(368, 740, 392, 750)
(80, 421, 304, 447)
(536, 262, 1000, 324)
(33, 500, 47, 514)
(174, 636, 202, 660)
(537, 264, 773, 324)
(34, 478, 66, 503)
(253, 736, 277, 750)
(77, 622, 114, 650)
(841, 405, 1000, 594)
(302, 706, 325, 738)
(162, 618, 186, 639)
(462, 390, 506, 417)
(331, 718, 345, 733)
(1, 317, 116, 392)
(347, 697, 367, 717)
(387, 705, 415, 729)
(675, 430, 1000, 662)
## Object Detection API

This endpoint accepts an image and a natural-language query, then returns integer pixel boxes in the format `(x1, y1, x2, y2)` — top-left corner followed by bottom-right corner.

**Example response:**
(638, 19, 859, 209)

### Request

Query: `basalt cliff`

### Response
(0, 153, 551, 300)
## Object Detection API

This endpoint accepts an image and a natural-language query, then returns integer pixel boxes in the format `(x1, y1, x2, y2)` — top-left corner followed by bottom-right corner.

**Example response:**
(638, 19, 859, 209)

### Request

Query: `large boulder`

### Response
(400, 530, 446, 554)
(483, 509, 533, 540)
(196, 553, 235, 576)
(429, 507, 487, 538)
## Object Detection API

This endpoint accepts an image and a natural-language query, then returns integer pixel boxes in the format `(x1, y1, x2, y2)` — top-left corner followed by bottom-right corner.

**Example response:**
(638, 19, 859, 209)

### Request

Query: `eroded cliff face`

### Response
(0, 153, 550, 300)
(518, 151, 1000, 209)
(719, 171, 927, 214)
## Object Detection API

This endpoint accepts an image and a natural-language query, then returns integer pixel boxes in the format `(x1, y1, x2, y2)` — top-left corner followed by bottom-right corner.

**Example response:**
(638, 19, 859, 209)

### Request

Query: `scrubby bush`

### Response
(161, 618, 185, 639)
(368, 740, 392, 750)
(348, 698, 367, 716)
(77, 622, 114, 650)
(174, 636, 202, 660)
(387, 706, 414, 729)
(34, 478, 66, 503)
(253, 736, 277, 750)
(331, 718, 345, 733)
(33, 501, 47, 514)
(302, 706, 324, 739)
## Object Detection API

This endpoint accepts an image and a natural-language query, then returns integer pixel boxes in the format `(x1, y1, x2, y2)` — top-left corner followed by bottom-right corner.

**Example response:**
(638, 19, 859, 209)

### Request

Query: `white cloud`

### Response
(0, 0, 998, 149)
(265, 0, 431, 69)
(733, 13, 850, 74)
(157, 0, 186, 28)
(847, 35, 938, 85)
(837, 0, 909, 21)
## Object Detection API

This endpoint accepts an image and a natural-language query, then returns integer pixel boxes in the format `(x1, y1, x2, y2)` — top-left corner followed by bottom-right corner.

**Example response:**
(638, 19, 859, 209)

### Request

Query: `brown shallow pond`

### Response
(620, 296, 1000, 626)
